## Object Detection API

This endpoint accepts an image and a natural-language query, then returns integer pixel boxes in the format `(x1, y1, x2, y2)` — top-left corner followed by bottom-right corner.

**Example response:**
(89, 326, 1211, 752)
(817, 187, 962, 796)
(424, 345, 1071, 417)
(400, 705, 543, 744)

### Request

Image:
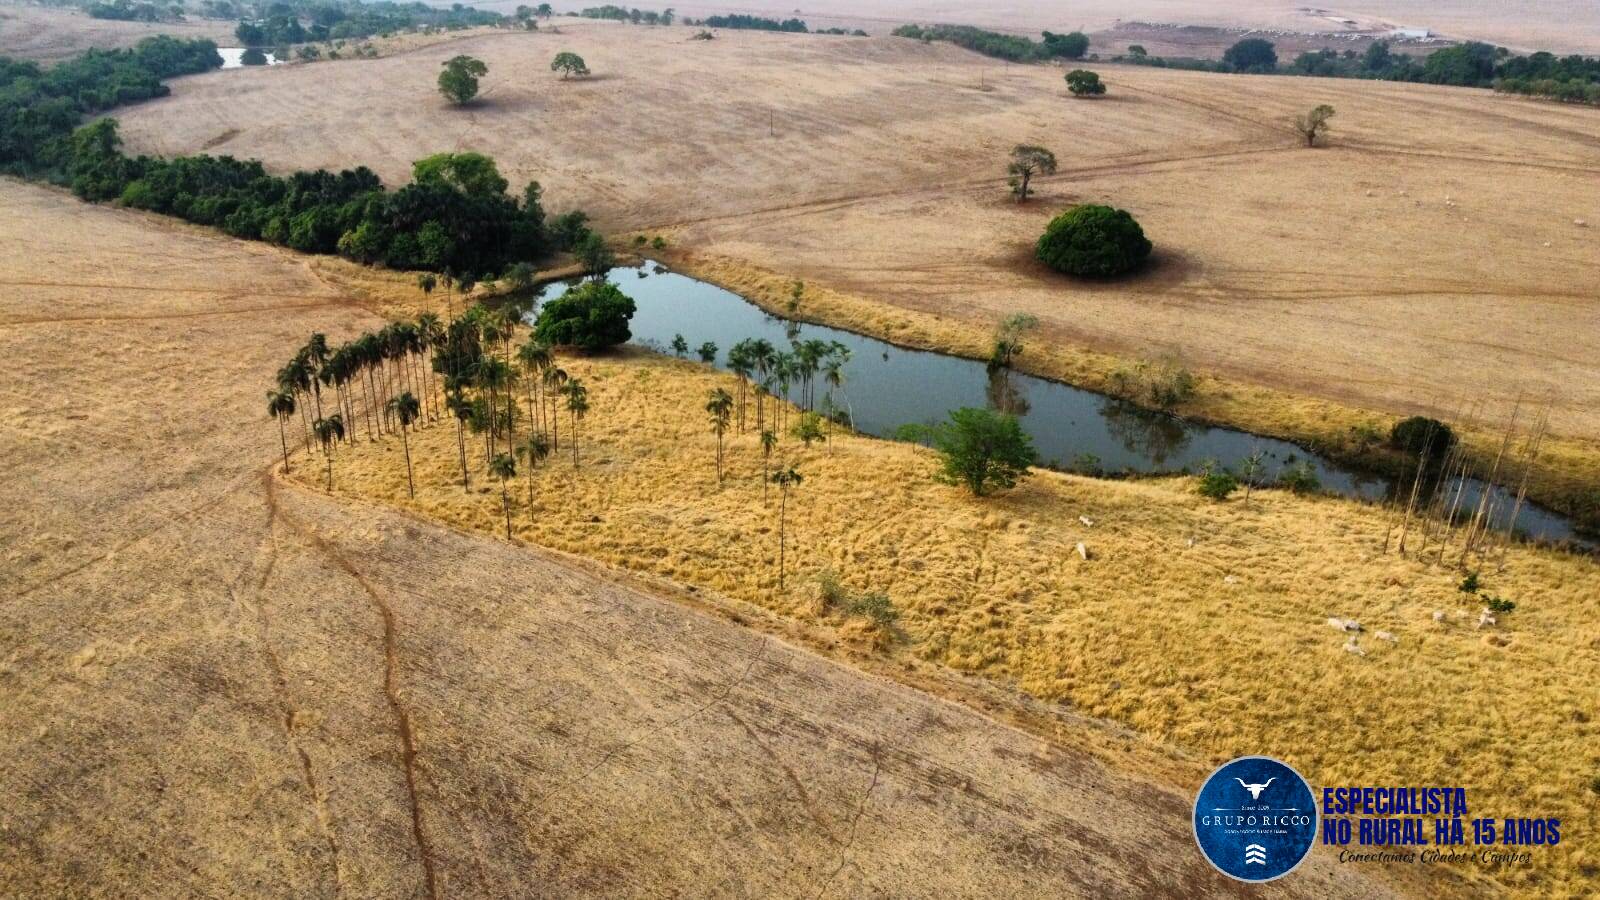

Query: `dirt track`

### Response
(0, 181, 1405, 895)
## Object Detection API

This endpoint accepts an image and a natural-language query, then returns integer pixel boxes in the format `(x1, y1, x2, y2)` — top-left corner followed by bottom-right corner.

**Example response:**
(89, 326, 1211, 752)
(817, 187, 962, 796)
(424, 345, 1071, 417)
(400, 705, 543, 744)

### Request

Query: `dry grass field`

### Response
(0, 2, 235, 61)
(112, 22, 1600, 517)
(298, 336, 1600, 897)
(4, 176, 1416, 897)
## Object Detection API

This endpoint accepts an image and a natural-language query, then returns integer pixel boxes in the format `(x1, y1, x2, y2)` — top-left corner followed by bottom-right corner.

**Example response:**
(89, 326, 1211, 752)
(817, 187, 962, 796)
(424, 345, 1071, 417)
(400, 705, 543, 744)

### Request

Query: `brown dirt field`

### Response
(0, 2, 235, 62)
(110, 25, 1600, 503)
(0, 178, 1415, 895)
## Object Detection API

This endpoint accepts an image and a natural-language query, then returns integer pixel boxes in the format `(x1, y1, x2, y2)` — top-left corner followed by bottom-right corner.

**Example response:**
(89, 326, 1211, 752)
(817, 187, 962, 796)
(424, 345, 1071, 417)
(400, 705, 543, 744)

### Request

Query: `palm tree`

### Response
(417, 273, 437, 312)
(266, 388, 296, 473)
(706, 388, 733, 484)
(563, 378, 589, 467)
(313, 414, 345, 492)
(388, 392, 421, 499)
(759, 428, 777, 504)
(750, 339, 777, 433)
(771, 465, 802, 590)
(445, 383, 472, 490)
(543, 366, 568, 450)
(516, 338, 552, 438)
(416, 313, 443, 421)
(302, 333, 331, 422)
(516, 432, 551, 519)
(728, 339, 754, 432)
(489, 452, 517, 539)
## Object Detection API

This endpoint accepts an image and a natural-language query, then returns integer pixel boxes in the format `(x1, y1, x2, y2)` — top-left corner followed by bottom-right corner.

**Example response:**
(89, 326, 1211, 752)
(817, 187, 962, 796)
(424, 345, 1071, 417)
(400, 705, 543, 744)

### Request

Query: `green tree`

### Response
(1041, 30, 1089, 59)
(490, 452, 517, 538)
(551, 51, 590, 78)
(1007, 144, 1056, 202)
(438, 54, 487, 105)
(388, 392, 421, 498)
(671, 334, 689, 357)
(1035, 204, 1152, 277)
(697, 341, 717, 364)
(1196, 460, 1238, 501)
(533, 280, 635, 350)
(562, 378, 589, 465)
(575, 231, 614, 277)
(927, 407, 1035, 496)
(1390, 416, 1455, 460)
(770, 466, 802, 589)
(706, 387, 733, 483)
(1065, 69, 1106, 96)
(1223, 38, 1277, 73)
(987, 313, 1038, 372)
(312, 414, 346, 491)
(1294, 104, 1335, 146)
(266, 388, 296, 473)
(791, 411, 825, 447)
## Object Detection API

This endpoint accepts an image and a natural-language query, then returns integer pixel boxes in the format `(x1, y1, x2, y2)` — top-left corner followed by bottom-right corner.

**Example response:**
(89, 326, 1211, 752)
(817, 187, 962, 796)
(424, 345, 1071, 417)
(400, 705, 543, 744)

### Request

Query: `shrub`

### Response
(533, 280, 635, 350)
(1389, 416, 1456, 459)
(1035, 204, 1152, 277)
(1485, 596, 1516, 615)
(1108, 355, 1195, 410)
(1277, 461, 1320, 494)
(927, 407, 1036, 496)
(1459, 571, 1481, 594)
(849, 593, 898, 629)
(1196, 467, 1238, 501)
(1065, 69, 1106, 96)
(815, 569, 848, 609)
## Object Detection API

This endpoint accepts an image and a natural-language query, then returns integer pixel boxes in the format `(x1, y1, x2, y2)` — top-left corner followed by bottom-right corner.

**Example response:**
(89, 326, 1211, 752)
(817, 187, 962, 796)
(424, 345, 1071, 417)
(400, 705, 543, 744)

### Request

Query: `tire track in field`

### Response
(269, 475, 439, 900)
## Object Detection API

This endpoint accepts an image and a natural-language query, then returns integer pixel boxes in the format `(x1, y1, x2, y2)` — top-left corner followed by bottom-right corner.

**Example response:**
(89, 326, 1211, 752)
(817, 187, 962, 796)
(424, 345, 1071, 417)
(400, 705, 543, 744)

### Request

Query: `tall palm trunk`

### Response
(277, 414, 290, 473)
(501, 482, 512, 540)
(570, 412, 580, 467)
(454, 416, 470, 490)
(777, 487, 789, 589)
(400, 424, 415, 499)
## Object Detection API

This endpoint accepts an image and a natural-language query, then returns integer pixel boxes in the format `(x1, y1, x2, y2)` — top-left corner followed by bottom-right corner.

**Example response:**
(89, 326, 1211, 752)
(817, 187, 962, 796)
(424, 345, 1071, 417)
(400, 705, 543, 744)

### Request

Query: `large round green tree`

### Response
(1035, 205, 1152, 277)
(533, 280, 635, 350)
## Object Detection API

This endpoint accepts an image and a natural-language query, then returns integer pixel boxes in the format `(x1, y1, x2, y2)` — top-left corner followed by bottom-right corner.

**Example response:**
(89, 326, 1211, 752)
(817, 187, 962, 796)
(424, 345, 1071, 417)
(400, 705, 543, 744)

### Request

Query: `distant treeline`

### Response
(891, 24, 1088, 62)
(579, 5, 674, 26)
(2, 38, 576, 279)
(688, 14, 808, 34)
(1122, 39, 1600, 105)
(232, 0, 501, 46)
(86, 0, 181, 22)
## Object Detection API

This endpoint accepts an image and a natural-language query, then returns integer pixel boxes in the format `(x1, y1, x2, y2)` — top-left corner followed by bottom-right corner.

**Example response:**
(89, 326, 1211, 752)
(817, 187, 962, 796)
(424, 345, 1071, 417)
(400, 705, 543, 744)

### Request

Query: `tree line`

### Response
(1123, 38, 1600, 106)
(2, 38, 585, 281)
(578, 5, 674, 26)
(891, 24, 1089, 62)
(230, 0, 502, 46)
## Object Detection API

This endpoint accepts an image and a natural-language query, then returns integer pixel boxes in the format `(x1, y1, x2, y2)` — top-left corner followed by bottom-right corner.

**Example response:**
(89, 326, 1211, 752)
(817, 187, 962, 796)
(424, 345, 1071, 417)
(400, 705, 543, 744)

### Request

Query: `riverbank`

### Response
(652, 248, 1600, 541)
(290, 341, 1598, 898)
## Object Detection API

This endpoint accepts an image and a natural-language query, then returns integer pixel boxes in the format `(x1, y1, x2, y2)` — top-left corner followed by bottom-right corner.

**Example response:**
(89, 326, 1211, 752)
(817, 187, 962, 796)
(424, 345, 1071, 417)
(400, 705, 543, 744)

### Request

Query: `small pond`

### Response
(536, 263, 1584, 546)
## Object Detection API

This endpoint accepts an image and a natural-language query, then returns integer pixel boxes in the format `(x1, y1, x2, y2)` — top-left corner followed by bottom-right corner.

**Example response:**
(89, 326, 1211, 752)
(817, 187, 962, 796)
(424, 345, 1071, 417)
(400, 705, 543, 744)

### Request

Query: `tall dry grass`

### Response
(292, 348, 1600, 896)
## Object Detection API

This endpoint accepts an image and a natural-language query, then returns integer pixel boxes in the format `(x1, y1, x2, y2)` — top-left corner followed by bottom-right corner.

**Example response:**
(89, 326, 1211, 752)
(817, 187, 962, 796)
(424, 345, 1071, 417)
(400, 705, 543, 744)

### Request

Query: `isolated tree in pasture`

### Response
(1007, 144, 1056, 202)
(551, 51, 590, 79)
(438, 55, 488, 105)
(1293, 104, 1336, 146)
(928, 407, 1035, 496)
(1035, 204, 1152, 277)
(697, 342, 718, 364)
(516, 432, 551, 516)
(417, 272, 437, 308)
(562, 378, 589, 466)
(671, 334, 689, 357)
(312, 414, 346, 491)
(543, 366, 568, 448)
(388, 392, 421, 498)
(1239, 447, 1267, 505)
(536, 3, 552, 17)
(490, 452, 517, 539)
(266, 389, 296, 473)
(770, 466, 802, 589)
(1065, 69, 1106, 96)
(706, 388, 733, 483)
(759, 428, 777, 503)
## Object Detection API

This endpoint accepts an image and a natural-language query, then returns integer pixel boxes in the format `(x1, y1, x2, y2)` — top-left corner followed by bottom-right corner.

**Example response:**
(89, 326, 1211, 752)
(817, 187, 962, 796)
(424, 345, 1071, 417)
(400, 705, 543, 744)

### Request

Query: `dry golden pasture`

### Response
(5, 177, 1397, 897)
(307, 342, 1600, 898)
(112, 24, 1600, 457)
(0, 2, 235, 61)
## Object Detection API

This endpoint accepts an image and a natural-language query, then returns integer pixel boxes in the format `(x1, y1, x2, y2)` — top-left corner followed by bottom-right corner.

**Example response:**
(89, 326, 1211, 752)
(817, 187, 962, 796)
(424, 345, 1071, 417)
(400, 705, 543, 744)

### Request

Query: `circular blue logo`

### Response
(1193, 756, 1318, 882)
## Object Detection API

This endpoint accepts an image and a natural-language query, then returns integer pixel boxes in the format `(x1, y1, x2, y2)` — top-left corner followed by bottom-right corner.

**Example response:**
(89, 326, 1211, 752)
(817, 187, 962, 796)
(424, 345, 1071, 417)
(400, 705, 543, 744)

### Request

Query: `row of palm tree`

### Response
(268, 287, 816, 590)
(724, 337, 852, 436)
